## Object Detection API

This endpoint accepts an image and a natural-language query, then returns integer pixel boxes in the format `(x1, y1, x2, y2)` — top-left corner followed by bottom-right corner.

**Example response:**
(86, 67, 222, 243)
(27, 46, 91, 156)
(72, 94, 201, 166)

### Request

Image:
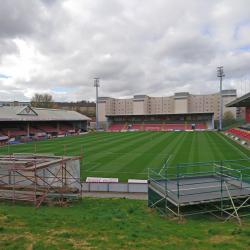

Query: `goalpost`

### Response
(145, 127, 161, 131)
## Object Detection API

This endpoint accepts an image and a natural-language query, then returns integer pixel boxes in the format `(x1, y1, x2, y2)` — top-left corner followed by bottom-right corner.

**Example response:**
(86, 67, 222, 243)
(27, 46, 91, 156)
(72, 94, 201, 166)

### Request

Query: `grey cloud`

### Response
(0, 0, 250, 102)
(152, 32, 218, 64)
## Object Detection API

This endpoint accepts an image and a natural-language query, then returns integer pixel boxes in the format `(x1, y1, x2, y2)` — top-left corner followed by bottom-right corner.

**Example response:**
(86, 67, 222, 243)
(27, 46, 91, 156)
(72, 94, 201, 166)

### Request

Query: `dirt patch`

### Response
(145, 207, 156, 213)
(208, 235, 232, 243)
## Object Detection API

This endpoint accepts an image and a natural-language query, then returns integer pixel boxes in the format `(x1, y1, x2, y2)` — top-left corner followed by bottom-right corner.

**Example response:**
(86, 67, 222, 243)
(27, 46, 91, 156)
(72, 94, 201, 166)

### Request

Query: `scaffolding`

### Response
(148, 159, 250, 224)
(0, 154, 82, 207)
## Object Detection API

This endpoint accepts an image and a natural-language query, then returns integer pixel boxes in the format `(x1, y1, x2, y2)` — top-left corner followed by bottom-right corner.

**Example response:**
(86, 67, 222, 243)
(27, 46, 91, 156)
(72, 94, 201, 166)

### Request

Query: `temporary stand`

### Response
(0, 154, 82, 208)
(148, 159, 250, 223)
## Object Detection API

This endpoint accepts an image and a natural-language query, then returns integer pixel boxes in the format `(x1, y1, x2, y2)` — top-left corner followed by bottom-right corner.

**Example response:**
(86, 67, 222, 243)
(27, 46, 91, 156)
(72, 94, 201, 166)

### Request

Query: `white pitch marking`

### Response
(159, 155, 172, 175)
(216, 132, 250, 159)
(86, 163, 101, 171)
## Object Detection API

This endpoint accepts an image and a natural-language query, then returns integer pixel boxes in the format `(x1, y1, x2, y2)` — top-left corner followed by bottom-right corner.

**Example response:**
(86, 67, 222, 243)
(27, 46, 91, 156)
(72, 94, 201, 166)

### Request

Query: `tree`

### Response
(30, 93, 55, 108)
(223, 111, 235, 121)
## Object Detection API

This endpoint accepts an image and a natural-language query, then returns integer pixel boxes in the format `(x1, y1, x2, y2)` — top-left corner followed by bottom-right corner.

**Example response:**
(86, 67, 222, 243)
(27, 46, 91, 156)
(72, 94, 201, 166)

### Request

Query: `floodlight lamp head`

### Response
(94, 78, 100, 87)
(217, 66, 225, 77)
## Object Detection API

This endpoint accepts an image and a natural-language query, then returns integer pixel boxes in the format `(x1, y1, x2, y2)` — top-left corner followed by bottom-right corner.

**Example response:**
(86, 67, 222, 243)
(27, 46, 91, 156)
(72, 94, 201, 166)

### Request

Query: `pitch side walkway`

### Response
(82, 191, 147, 200)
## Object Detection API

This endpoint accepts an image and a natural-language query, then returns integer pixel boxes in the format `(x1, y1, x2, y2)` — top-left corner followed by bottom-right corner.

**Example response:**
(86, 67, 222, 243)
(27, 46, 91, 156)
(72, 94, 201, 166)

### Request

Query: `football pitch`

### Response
(1, 131, 250, 182)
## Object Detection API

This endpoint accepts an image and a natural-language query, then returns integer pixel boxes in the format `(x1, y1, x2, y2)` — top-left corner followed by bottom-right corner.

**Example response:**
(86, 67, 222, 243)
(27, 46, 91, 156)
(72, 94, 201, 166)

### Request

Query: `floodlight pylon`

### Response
(94, 78, 100, 132)
(217, 67, 225, 131)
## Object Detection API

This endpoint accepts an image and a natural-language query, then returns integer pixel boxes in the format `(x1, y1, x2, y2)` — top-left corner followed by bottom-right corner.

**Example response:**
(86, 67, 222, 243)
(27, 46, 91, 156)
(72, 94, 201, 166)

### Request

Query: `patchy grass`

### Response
(1, 198, 250, 249)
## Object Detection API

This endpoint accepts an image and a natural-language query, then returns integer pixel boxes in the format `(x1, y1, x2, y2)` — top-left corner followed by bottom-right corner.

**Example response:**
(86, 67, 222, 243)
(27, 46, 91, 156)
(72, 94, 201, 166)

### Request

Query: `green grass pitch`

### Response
(1, 131, 250, 182)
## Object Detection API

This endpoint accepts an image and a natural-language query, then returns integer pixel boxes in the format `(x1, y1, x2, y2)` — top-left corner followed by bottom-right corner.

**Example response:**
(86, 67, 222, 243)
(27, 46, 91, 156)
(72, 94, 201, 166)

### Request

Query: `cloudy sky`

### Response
(0, 0, 250, 102)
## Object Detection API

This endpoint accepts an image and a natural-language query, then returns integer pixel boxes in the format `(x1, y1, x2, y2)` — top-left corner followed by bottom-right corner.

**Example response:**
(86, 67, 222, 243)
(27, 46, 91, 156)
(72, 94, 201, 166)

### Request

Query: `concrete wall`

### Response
(98, 102, 106, 122)
(133, 101, 144, 115)
(82, 182, 148, 193)
(175, 99, 187, 113)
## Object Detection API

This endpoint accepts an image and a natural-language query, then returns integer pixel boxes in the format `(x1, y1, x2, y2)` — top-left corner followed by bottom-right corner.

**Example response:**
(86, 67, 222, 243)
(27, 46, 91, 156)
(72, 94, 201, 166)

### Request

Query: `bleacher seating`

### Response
(21, 125, 45, 135)
(29, 127, 45, 134)
(9, 131, 27, 136)
(130, 124, 141, 130)
(109, 124, 125, 131)
(0, 132, 7, 137)
(186, 124, 192, 130)
(75, 126, 81, 131)
(164, 124, 185, 130)
(36, 124, 58, 133)
(228, 128, 250, 139)
(142, 124, 162, 131)
(1, 128, 27, 136)
(195, 124, 206, 130)
(59, 124, 75, 132)
(123, 124, 129, 130)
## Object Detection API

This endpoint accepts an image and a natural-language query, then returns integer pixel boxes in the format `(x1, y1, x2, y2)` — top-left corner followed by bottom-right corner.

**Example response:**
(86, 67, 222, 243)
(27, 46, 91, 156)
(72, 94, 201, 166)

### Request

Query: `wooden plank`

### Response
(0, 189, 43, 196)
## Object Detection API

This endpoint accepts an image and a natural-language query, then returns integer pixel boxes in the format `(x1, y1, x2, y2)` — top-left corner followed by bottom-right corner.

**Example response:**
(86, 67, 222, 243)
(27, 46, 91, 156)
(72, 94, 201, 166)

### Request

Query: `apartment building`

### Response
(98, 90, 237, 122)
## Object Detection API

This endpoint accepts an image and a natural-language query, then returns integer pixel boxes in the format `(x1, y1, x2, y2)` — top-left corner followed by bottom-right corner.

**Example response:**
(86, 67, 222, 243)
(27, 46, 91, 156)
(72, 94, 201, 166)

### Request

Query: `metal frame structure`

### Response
(0, 154, 82, 208)
(148, 159, 250, 224)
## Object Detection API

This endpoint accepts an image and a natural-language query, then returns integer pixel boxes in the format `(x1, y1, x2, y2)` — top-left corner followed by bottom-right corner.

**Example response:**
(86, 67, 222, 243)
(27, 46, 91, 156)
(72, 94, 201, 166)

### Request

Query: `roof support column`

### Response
(27, 121, 29, 137)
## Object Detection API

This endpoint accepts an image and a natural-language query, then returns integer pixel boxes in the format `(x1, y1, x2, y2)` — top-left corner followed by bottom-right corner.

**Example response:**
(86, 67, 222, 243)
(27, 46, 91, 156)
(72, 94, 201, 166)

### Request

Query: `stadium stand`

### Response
(8, 130, 27, 136)
(123, 124, 129, 130)
(142, 124, 162, 131)
(130, 124, 142, 130)
(109, 124, 125, 131)
(75, 126, 81, 132)
(29, 127, 45, 135)
(195, 124, 206, 130)
(228, 128, 250, 139)
(186, 124, 192, 130)
(164, 124, 185, 130)
(0, 132, 6, 137)
(1, 128, 27, 136)
(20, 125, 45, 135)
(238, 122, 250, 131)
(59, 123, 75, 132)
(36, 124, 58, 133)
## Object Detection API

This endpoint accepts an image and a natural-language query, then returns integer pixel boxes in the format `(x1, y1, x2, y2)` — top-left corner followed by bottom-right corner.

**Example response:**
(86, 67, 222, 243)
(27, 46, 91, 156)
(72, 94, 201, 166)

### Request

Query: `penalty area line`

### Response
(86, 163, 101, 171)
(159, 155, 172, 175)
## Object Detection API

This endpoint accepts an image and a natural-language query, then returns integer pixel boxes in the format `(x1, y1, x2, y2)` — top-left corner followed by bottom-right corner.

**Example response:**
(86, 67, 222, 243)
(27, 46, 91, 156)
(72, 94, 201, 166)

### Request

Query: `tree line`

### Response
(30, 93, 95, 108)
